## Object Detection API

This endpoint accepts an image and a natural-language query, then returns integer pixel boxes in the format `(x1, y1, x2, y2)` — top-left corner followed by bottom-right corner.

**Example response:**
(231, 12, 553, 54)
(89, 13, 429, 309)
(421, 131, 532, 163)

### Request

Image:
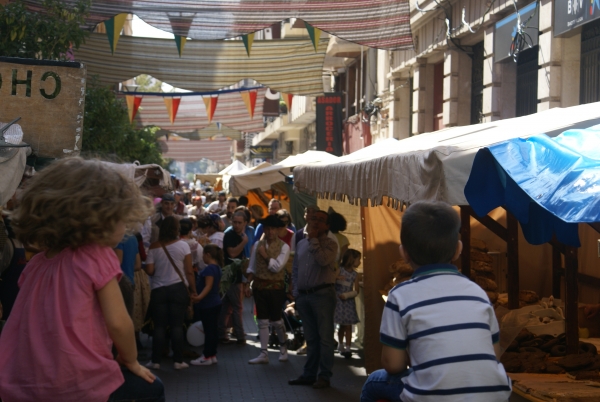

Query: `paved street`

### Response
(138, 298, 367, 401)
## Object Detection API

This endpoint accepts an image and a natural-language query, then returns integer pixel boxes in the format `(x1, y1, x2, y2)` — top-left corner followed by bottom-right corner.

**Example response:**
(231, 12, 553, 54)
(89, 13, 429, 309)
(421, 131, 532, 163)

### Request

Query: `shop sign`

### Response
(554, 0, 600, 36)
(316, 93, 343, 156)
(0, 57, 86, 158)
(250, 145, 273, 159)
(494, 2, 539, 63)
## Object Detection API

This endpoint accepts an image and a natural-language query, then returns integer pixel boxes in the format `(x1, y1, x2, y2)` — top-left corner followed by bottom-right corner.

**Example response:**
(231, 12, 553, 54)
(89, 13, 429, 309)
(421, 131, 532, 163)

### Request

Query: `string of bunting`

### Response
(103, 14, 321, 57)
(122, 87, 261, 124)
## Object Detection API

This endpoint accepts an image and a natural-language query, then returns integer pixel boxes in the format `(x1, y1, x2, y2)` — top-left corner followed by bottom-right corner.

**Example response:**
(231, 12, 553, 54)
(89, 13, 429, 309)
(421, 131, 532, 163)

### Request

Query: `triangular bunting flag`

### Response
(203, 95, 219, 123)
(305, 22, 321, 52)
(240, 90, 258, 119)
(164, 97, 182, 124)
(174, 35, 187, 57)
(104, 14, 128, 54)
(282, 93, 294, 111)
(242, 33, 255, 57)
(125, 95, 143, 123)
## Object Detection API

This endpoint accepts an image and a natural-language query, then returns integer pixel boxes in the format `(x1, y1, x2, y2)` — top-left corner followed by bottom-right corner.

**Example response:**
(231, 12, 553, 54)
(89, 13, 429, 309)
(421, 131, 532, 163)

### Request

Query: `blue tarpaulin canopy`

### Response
(465, 125, 600, 247)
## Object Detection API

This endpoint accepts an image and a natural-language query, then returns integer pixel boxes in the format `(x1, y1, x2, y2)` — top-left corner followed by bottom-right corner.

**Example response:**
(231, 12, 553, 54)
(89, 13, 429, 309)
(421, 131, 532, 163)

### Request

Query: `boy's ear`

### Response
(451, 240, 463, 262)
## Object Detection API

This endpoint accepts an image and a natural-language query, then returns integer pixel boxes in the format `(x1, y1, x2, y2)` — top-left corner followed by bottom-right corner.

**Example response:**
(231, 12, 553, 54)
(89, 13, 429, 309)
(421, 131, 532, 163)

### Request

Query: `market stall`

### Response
(293, 102, 600, 374)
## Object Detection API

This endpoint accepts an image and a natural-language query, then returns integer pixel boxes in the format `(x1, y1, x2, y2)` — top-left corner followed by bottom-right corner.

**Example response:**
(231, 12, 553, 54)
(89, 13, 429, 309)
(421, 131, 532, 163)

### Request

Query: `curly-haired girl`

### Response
(0, 158, 165, 402)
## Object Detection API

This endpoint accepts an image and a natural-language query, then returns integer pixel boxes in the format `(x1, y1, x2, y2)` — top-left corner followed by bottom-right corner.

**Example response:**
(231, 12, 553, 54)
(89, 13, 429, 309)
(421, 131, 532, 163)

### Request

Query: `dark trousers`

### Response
(196, 304, 222, 357)
(150, 282, 189, 364)
(108, 367, 166, 402)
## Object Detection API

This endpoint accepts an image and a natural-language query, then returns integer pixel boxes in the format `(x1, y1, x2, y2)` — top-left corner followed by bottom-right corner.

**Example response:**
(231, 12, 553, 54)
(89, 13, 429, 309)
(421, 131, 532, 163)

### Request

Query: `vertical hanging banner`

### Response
(163, 97, 181, 124)
(240, 89, 258, 119)
(203, 95, 219, 123)
(125, 95, 142, 122)
(104, 14, 127, 54)
(316, 92, 343, 156)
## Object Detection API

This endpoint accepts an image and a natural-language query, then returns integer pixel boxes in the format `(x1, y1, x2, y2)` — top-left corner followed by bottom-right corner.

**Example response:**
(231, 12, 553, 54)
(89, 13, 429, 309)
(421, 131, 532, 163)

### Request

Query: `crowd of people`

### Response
(0, 158, 362, 400)
(0, 157, 513, 402)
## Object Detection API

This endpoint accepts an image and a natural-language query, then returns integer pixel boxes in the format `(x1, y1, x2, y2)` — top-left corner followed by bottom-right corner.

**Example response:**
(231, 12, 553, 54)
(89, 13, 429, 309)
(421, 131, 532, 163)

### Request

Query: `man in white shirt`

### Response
(246, 215, 291, 365)
(150, 193, 181, 243)
(207, 191, 228, 215)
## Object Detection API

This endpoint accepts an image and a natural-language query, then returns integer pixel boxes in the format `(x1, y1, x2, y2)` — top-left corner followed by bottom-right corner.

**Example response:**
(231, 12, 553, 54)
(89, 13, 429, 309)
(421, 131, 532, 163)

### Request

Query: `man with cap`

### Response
(289, 210, 338, 389)
(246, 215, 291, 364)
(173, 191, 187, 216)
(150, 193, 181, 243)
(207, 191, 228, 215)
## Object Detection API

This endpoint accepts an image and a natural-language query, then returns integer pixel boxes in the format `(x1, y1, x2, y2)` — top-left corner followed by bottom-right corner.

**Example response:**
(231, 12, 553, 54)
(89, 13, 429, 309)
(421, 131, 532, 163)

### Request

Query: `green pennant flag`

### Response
(104, 14, 127, 55)
(305, 22, 321, 52)
(242, 32, 255, 57)
(174, 35, 187, 57)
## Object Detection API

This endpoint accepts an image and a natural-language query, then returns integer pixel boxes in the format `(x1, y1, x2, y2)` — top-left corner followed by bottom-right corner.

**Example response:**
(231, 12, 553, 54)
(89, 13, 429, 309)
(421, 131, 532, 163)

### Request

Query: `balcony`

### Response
(252, 96, 316, 146)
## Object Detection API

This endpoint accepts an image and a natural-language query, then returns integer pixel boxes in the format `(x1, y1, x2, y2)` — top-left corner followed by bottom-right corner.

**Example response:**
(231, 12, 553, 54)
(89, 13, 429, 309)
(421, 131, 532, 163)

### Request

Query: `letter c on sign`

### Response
(40, 71, 61, 100)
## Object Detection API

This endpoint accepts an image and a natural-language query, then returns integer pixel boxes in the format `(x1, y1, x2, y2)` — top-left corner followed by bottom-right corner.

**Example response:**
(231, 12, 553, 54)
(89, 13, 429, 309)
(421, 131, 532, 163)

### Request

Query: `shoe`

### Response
(145, 361, 160, 370)
(236, 339, 247, 345)
(248, 351, 269, 364)
(296, 345, 307, 355)
(342, 349, 352, 359)
(174, 362, 189, 370)
(288, 376, 316, 385)
(279, 346, 288, 362)
(190, 356, 213, 366)
(312, 377, 330, 389)
(219, 337, 231, 344)
(211, 356, 218, 364)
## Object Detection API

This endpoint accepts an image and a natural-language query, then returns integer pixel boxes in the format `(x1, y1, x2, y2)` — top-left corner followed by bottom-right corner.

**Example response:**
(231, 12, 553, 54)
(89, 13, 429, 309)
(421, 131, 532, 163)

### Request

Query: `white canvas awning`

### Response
(228, 150, 338, 196)
(101, 161, 173, 190)
(293, 102, 600, 208)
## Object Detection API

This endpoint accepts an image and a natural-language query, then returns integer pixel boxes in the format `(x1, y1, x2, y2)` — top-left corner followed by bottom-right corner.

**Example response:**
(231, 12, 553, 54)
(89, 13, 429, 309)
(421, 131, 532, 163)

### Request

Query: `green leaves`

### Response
(0, 0, 90, 61)
(81, 78, 165, 166)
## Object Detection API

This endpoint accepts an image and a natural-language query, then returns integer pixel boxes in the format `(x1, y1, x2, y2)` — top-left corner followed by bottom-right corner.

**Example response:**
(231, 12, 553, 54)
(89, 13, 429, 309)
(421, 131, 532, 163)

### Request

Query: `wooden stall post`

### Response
(564, 246, 579, 355)
(506, 211, 520, 310)
(460, 206, 471, 279)
(552, 244, 562, 298)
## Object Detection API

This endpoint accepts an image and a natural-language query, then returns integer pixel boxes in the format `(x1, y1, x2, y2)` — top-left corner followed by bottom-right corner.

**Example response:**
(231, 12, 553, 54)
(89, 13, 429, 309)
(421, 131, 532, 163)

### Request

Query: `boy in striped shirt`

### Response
(361, 201, 511, 402)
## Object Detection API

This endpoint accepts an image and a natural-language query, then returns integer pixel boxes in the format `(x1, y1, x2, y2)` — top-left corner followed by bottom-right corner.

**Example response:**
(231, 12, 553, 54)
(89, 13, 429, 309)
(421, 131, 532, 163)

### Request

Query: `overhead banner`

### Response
(494, 1, 539, 63)
(0, 57, 86, 158)
(316, 93, 343, 156)
(554, 0, 600, 37)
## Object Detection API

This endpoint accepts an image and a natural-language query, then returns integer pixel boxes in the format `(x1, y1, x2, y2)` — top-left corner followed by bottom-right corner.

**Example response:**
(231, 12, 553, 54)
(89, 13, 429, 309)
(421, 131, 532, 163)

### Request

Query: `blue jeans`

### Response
(108, 367, 165, 402)
(295, 286, 337, 380)
(360, 369, 412, 402)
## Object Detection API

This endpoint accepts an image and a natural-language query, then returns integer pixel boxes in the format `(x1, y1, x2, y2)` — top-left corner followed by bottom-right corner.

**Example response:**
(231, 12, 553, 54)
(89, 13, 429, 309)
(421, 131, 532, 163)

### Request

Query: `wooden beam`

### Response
(469, 212, 508, 241)
(589, 222, 600, 235)
(564, 246, 579, 355)
(460, 206, 471, 279)
(506, 212, 520, 310)
(552, 244, 562, 297)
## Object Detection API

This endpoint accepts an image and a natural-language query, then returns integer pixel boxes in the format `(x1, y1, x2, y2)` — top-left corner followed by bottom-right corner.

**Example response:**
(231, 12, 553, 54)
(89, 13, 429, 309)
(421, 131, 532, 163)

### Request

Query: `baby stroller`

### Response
(268, 304, 304, 350)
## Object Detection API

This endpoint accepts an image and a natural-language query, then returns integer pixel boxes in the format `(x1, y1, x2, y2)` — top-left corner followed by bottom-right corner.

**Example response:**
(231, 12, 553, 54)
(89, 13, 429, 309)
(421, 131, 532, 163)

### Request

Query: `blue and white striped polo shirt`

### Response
(380, 264, 511, 402)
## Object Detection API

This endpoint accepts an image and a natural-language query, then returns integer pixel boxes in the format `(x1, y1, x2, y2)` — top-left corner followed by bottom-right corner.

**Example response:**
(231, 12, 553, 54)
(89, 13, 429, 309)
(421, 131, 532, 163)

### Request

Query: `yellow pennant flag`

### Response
(104, 14, 128, 54)
(242, 33, 255, 57)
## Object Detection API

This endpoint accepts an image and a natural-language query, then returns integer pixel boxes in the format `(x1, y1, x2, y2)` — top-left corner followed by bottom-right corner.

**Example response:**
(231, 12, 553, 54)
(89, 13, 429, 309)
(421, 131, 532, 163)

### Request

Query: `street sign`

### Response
(0, 57, 86, 158)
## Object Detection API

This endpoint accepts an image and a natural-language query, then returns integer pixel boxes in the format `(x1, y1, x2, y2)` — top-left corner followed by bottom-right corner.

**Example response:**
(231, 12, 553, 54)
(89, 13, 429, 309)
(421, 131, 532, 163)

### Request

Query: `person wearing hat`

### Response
(173, 191, 187, 216)
(207, 191, 228, 215)
(246, 215, 291, 364)
(150, 193, 181, 243)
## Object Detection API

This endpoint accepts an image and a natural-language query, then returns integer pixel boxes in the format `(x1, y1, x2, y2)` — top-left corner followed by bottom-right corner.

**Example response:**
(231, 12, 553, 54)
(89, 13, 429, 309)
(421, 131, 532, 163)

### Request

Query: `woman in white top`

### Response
(197, 214, 224, 248)
(179, 218, 206, 271)
(144, 216, 196, 370)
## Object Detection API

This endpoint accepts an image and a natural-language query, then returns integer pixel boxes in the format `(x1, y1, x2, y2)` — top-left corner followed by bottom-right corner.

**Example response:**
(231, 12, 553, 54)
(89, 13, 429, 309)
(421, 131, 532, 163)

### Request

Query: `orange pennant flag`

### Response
(203, 95, 219, 123)
(240, 90, 258, 120)
(282, 93, 293, 110)
(125, 95, 142, 123)
(164, 97, 182, 124)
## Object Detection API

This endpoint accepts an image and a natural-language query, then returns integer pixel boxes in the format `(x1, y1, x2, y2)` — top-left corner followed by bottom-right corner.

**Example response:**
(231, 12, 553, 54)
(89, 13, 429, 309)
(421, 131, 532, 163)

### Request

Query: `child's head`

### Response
(203, 243, 224, 267)
(159, 216, 180, 242)
(11, 157, 152, 251)
(400, 201, 461, 266)
(179, 218, 193, 236)
(341, 249, 362, 270)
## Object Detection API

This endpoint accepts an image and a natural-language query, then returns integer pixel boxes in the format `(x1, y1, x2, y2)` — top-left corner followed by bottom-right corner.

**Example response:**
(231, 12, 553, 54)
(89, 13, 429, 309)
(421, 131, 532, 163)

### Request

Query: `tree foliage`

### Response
(82, 80, 165, 166)
(0, 0, 90, 60)
(135, 74, 163, 92)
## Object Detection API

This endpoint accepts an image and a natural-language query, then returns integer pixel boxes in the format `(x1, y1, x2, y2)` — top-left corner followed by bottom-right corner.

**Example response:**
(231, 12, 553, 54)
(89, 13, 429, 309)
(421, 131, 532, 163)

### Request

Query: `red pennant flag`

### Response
(240, 90, 258, 119)
(125, 95, 142, 123)
(282, 93, 293, 110)
(164, 97, 182, 124)
(203, 95, 219, 123)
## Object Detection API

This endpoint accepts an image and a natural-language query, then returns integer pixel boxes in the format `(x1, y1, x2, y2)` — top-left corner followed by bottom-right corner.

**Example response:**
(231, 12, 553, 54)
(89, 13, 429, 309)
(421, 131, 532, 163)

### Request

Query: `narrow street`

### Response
(138, 298, 367, 401)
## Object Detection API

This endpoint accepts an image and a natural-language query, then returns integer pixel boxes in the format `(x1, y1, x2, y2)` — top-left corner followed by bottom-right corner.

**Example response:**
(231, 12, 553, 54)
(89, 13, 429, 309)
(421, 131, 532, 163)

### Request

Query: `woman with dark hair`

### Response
(329, 211, 350, 264)
(179, 218, 205, 272)
(197, 214, 224, 248)
(144, 216, 197, 370)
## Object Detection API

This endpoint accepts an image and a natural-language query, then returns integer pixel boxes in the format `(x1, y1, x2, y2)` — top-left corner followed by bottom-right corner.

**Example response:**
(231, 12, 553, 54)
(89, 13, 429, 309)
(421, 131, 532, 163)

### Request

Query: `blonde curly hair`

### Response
(11, 157, 153, 251)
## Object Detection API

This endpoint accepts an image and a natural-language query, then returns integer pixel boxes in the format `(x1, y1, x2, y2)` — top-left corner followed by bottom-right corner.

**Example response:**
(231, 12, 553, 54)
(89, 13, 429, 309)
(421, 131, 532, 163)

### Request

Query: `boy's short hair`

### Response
(400, 201, 460, 266)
